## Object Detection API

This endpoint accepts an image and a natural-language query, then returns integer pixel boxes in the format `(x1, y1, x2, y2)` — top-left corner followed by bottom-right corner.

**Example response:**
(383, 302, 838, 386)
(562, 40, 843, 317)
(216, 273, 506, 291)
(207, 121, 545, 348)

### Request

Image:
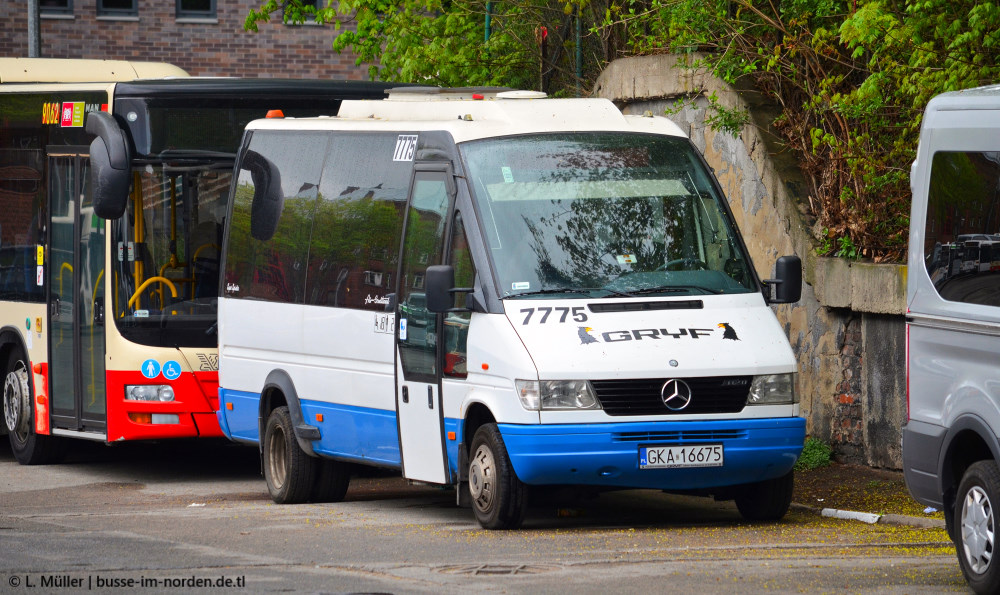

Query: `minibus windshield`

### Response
(461, 133, 757, 299)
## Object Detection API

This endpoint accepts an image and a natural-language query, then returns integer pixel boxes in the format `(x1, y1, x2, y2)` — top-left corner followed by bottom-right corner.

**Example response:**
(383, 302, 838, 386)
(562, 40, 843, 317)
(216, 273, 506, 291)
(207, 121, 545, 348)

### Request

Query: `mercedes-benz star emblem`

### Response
(660, 379, 693, 411)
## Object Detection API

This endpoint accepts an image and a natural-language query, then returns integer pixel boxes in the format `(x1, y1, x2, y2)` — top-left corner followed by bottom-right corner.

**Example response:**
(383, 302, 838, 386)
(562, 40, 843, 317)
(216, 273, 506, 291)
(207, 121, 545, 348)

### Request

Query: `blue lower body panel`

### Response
(499, 417, 805, 490)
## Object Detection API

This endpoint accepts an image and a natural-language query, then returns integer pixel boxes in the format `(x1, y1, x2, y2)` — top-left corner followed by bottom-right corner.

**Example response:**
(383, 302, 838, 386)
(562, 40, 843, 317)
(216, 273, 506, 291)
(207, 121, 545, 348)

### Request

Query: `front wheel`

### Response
(4, 350, 63, 465)
(262, 406, 316, 504)
(734, 470, 793, 521)
(468, 423, 527, 529)
(956, 461, 1000, 594)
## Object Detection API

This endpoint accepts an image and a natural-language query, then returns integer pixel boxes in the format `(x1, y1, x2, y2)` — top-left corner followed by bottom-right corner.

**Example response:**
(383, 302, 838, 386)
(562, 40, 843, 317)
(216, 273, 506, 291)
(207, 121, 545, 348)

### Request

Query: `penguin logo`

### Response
(718, 322, 740, 341)
(578, 326, 598, 345)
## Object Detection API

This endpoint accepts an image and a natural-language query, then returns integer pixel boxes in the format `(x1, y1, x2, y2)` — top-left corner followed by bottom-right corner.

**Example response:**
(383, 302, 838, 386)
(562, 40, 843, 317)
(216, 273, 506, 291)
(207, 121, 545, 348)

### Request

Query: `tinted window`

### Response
(924, 151, 1000, 307)
(225, 131, 330, 303)
(305, 133, 412, 309)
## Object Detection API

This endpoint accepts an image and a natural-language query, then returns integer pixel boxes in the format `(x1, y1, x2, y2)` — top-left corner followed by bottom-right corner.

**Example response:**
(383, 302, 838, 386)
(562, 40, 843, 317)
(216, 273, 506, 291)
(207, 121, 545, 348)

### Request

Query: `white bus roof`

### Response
(0, 58, 188, 84)
(245, 89, 686, 143)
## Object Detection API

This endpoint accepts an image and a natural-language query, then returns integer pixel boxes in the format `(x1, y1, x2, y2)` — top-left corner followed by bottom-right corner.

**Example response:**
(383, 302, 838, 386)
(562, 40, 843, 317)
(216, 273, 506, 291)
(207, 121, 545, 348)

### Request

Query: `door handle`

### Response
(51, 296, 60, 318)
(427, 386, 434, 409)
(401, 385, 409, 404)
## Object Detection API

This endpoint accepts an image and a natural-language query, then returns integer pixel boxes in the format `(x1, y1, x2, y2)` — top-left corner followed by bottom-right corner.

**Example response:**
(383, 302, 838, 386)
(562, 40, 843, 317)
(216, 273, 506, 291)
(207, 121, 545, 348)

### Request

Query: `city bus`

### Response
(0, 58, 392, 464)
(217, 88, 805, 528)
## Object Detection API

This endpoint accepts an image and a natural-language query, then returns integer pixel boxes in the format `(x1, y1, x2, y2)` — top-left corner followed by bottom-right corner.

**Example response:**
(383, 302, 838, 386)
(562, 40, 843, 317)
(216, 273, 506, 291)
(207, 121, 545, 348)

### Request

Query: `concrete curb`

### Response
(791, 503, 947, 529)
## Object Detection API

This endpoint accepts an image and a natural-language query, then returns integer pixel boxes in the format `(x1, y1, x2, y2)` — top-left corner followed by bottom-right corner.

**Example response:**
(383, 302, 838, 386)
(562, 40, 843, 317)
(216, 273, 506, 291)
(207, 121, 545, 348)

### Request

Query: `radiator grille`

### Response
(591, 376, 752, 416)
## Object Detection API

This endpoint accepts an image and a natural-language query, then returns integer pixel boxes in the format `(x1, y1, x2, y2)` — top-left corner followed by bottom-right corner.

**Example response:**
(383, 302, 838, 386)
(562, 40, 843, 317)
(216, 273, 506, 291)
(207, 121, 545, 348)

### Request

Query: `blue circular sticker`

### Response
(162, 360, 182, 381)
(141, 359, 161, 379)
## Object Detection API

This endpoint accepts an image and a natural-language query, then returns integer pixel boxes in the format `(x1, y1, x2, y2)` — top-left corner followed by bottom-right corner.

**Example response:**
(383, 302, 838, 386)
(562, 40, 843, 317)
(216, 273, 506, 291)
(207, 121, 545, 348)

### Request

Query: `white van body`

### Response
(217, 89, 805, 529)
(905, 85, 1000, 593)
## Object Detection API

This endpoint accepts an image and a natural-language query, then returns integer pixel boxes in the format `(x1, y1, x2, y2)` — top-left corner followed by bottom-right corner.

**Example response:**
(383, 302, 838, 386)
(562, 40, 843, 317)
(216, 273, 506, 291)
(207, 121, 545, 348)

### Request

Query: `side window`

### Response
(224, 131, 329, 304)
(924, 151, 1000, 307)
(443, 212, 474, 379)
(305, 133, 412, 309)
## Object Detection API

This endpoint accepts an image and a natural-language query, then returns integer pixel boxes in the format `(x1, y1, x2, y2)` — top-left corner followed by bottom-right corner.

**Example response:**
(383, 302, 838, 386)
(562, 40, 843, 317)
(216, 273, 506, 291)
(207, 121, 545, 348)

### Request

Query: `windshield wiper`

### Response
(505, 288, 591, 298)
(626, 285, 722, 296)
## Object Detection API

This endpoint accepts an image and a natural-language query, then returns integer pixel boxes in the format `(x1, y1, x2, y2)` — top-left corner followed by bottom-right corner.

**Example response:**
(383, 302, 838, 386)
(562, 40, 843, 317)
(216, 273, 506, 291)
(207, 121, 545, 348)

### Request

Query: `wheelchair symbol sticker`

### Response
(162, 360, 182, 381)
(141, 359, 161, 379)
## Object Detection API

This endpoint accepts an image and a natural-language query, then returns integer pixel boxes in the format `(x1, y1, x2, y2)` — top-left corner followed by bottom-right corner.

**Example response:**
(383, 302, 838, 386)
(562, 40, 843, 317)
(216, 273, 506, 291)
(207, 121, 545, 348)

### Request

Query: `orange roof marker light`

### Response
(265, 109, 285, 118)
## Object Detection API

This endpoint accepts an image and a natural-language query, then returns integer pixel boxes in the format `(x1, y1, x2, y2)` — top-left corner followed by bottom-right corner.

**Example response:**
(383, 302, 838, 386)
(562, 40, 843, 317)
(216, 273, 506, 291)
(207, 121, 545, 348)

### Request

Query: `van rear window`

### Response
(924, 151, 1000, 307)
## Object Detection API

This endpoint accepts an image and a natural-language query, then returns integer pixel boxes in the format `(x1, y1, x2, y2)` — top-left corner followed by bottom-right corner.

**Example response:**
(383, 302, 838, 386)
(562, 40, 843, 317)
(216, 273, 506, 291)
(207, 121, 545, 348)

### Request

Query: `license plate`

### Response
(639, 444, 724, 469)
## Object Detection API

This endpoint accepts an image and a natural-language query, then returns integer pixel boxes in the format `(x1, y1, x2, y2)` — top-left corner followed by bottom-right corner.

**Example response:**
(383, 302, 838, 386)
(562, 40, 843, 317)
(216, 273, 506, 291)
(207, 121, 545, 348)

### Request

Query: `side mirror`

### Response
(764, 255, 802, 304)
(86, 111, 133, 220)
(243, 150, 283, 242)
(425, 265, 455, 313)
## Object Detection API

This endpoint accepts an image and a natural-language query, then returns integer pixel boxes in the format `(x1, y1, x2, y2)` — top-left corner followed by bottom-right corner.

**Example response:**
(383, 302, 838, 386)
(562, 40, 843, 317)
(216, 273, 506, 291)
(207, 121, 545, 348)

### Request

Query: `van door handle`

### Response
(51, 296, 60, 318)
(401, 386, 409, 404)
(427, 386, 434, 409)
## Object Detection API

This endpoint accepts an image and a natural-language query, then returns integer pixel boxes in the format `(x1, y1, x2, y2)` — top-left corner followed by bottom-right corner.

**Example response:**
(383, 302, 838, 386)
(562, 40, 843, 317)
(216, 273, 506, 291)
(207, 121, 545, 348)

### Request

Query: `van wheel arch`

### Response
(941, 419, 1000, 538)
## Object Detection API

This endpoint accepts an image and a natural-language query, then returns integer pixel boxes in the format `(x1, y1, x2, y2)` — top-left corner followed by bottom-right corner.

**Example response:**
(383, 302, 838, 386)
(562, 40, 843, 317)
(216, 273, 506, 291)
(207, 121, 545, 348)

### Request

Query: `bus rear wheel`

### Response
(263, 406, 316, 504)
(468, 423, 527, 529)
(3, 349, 62, 465)
(734, 470, 793, 521)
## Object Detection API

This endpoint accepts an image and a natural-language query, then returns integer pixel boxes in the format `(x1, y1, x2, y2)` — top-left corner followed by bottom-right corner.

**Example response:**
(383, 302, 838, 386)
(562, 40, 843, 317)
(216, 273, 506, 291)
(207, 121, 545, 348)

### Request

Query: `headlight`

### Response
(125, 385, 175, 402)
(515, 380, 601, 410)
(747, 373, 797, 405)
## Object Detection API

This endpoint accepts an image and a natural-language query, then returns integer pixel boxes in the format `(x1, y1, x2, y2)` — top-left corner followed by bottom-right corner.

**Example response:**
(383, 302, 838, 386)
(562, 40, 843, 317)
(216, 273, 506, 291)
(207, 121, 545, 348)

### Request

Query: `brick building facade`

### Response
(0, 2, 369, 79)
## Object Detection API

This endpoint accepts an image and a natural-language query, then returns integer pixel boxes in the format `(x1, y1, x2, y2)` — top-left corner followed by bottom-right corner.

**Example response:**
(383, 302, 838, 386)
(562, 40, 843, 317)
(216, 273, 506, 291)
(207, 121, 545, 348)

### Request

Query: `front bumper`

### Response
(499, 417, 805, 489)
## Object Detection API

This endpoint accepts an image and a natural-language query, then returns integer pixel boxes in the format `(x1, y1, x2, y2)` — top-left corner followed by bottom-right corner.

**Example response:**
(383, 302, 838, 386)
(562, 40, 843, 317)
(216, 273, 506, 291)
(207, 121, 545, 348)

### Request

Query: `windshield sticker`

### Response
(134, 309, 149, 318)
(399, 318, 408, 341)
(718, 322, 740, 340)
(393, 135, 418, 161)
(502, 166, 514, 184)
(616, 254, 637, 265)
(512, 282, 530, 291)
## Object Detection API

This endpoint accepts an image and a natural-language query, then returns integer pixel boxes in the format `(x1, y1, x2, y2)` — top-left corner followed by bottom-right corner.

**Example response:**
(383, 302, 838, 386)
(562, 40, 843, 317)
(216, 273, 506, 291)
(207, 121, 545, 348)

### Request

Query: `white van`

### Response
(217, 88, 805, 529)
(905, 85, 1000, 593)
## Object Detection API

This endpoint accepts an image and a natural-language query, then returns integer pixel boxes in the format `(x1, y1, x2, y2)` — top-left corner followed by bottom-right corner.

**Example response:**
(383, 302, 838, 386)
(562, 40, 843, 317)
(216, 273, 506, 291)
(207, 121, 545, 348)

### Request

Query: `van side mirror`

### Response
(764, 255, 802, 304)
(425, 265, 455, 313)
(242, 150, 283, 242)
(86, 111, 133, 220)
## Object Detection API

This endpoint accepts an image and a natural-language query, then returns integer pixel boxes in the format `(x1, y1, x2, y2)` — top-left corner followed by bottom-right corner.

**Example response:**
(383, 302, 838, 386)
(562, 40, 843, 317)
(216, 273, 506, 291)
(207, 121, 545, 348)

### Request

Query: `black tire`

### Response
(311, 458, 351, 503)
(4, 350, 63, 465)
(955, 460, 1000, 595)
(262, 406, 316, 504)
(468, 423, 527, 529)
(734, 470, 793, 521)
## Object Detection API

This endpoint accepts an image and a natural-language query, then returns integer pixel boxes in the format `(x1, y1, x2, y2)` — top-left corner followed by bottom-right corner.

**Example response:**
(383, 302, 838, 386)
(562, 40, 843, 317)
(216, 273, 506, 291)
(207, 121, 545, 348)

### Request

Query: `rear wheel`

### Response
(4, 349, 63, 465)
(734, 470, 793, 521)
(262, 406, 316, 504)
(311, 458, 351, 503)
(468, 423, 527, 529)
(955, 460, 1000, 594)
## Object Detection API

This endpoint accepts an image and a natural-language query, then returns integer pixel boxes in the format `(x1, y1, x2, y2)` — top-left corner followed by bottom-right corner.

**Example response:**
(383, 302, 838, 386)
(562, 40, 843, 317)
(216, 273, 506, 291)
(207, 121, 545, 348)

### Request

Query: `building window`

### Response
(177, 0, 216, 19)
(97, 0, 137, 16)
(40, 0, 73, 15)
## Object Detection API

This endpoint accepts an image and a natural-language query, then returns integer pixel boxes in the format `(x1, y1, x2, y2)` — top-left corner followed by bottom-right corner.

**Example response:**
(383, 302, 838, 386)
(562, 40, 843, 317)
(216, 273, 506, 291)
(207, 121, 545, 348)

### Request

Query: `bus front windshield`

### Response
(460, 133, 757, 299)
(112, 158, 230, 348)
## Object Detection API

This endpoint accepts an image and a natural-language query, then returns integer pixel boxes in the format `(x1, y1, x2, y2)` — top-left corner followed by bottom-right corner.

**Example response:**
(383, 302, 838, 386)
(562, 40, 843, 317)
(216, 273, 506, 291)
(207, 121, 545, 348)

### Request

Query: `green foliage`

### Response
(795, 437, 833, 471)
(243, 0, 1000, 260)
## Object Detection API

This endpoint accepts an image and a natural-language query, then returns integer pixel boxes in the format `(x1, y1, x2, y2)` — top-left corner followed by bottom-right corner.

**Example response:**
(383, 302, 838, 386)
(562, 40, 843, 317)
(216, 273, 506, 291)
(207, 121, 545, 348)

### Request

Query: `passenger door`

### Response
(395, 167, 453, 484)
(48, 150, 107, 433)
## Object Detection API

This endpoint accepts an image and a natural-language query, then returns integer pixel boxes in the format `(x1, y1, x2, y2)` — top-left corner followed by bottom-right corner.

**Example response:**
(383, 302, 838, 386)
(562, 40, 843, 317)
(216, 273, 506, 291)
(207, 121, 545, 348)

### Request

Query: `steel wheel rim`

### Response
(268, 424, 288, 491)
(3, 361, 29, 441)
(962, 484, 995, 574)
(469, 443, 496, 513)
